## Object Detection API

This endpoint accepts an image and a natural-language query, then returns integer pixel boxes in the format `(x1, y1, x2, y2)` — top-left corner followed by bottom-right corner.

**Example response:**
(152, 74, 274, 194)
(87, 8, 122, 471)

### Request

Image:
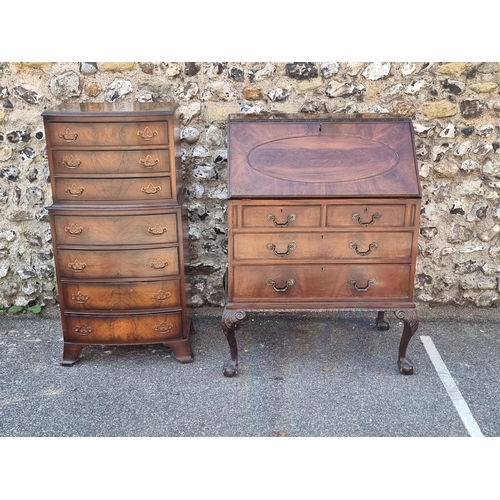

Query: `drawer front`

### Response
(52, 213, 179, 246)
(327, 204, 407, 227)
(232, 231, 414, 260)
(240, 204, 322, 228)
(53, 176, 172, 202)
(231, 264, 411, 302)
(64, 311, 183, 343)
(58, 247, 179, 279)
(47, 121, 169, 147)
(61, 279, 182, 311)
(51, 149, 170, 175)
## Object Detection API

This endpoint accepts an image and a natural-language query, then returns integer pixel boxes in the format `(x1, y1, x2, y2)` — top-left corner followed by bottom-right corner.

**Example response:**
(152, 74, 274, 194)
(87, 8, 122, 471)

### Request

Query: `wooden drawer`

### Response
(61, 279, 182, 311)
(240, 204, 322, 228)
(231, 264, 412, 302)
(232, 231, 413, 260)
(63, 311, 183, 343)
(326, 203, 407, 227)
(51, 149, 170, 175)
(52, 176, 172, 203)
(58, 247, 179, 279)
(46, 121, 169, 147)
(52, 212, 179, 246)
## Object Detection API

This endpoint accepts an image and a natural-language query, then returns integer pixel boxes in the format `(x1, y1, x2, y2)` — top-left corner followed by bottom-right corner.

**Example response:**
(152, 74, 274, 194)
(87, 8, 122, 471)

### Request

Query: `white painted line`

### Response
(420, 335, 484, 437)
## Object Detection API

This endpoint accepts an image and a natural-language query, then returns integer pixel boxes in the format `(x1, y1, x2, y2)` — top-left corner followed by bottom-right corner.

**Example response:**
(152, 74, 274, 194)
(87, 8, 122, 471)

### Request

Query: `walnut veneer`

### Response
(43, 102, 193, 365)
(222, 114, 421, 377)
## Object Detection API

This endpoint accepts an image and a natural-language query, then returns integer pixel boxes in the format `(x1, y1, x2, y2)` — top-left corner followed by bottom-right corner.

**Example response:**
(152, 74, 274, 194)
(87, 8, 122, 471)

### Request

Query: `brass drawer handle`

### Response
(266, 278, 295, 292)
(65, 183, 85, 196)
(348, 278, 376, 292)
(75, 324, 92, 336)
(150, 258, 168, 270)
(62, 155, 82, 168)
(59, 128, 78, 142)
(68, 260, 86, 272)
(141, 183, 161, 195)
(268, 213, 296, 227)
(64, 224, 83, 236)
(154, 322, 173, 334)
(352, 211, 381, 226)
(152, 290, 171, 301)
(137, 127, 157, 141)
(71, 291, 89, 303)
(148, 225, 167, 235)
(267, 242, 296, 257)
(349, 242, 378, 256)
(140, 155, 159, 168)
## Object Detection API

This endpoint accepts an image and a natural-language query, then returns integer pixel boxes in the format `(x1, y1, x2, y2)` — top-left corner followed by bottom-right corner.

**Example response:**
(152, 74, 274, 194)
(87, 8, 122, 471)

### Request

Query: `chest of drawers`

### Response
(222, 114, 421, 376)
(43, 102, 193, 365)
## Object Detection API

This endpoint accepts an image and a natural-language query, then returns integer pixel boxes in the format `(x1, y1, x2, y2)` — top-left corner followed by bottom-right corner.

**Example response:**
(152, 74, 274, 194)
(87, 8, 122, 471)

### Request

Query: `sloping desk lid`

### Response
(227, 114, 421, 198)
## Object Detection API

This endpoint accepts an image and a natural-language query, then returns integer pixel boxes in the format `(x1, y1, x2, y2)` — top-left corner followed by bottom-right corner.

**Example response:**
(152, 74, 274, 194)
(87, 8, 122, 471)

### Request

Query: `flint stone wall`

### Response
(1, 61, 500, 309)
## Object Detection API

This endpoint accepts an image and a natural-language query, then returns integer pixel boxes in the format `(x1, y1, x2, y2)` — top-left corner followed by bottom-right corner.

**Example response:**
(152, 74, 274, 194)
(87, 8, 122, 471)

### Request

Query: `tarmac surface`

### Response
(1, 303, 499, 438)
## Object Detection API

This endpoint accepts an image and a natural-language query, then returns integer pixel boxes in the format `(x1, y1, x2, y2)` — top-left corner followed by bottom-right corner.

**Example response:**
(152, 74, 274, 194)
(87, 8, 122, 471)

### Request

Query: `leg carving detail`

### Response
(376, 311, 390, 331)
(394, 309, 419, 375)
(222, 308, 246, 377)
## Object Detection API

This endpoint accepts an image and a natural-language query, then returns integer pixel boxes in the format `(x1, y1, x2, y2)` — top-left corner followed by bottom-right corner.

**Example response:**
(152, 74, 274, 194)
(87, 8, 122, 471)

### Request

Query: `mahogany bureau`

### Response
(222, 113, 421, 377)
(43, 102, 194, 365)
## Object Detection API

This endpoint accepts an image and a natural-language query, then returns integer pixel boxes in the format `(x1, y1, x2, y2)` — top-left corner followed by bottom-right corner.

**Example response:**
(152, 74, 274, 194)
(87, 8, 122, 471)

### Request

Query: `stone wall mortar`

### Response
(1, 61, 500, 308)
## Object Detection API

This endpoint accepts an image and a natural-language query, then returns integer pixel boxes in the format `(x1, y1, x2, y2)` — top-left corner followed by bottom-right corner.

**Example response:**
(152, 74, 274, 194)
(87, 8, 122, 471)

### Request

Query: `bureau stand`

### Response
(222, 114, 421, 377)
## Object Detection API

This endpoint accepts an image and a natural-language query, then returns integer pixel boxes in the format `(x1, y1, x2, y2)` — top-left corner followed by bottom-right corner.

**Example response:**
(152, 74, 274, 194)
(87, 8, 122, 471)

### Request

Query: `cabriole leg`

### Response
(376, 310, 390, 330)
(394, 309, 419, 375)
(222, 307, 246, 377)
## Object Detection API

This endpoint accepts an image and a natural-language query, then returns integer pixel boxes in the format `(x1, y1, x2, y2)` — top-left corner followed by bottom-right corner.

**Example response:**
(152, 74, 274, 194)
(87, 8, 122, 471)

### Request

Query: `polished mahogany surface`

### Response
(43, 102, 193, 365)
(228, 115, 420, 198)
(222, 114, 421, 377)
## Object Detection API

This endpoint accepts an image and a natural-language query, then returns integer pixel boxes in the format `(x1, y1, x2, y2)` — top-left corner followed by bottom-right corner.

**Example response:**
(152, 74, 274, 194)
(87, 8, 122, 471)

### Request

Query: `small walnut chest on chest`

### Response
(43, 102, 194, 365)
(222, 113, 421, 377)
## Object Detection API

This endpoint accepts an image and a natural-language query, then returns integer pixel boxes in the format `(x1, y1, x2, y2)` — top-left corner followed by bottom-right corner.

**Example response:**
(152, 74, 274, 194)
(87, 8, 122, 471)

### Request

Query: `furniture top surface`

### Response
(228, 112, 410, 123)
(227, 114, 421, 198)
(42, 101, 177, 118)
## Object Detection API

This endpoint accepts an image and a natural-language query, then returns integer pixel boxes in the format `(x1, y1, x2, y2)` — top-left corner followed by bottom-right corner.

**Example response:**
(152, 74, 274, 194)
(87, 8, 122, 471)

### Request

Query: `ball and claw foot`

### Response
(376, 311, 390, 331)
(398, 357, 415, 375)
(223, 360, 238, 377)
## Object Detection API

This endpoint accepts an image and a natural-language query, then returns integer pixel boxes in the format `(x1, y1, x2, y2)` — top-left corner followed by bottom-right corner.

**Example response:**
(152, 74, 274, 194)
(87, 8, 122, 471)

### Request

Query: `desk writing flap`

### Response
(227, 114, 421, 199)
